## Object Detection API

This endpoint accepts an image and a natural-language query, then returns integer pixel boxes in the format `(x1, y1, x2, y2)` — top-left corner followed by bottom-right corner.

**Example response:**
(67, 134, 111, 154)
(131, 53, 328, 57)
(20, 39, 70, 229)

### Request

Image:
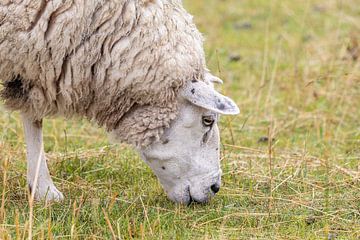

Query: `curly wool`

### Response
(0, 0, 206, 147)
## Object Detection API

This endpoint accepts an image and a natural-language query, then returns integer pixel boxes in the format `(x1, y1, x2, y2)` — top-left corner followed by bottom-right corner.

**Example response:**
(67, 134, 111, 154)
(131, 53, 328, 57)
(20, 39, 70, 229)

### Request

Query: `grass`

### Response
(1, 0, 360, 239)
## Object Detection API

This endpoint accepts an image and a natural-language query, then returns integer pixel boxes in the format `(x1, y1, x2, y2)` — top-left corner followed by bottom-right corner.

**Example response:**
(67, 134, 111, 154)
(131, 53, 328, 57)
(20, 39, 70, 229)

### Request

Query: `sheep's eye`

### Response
(202, 116, 215, 127)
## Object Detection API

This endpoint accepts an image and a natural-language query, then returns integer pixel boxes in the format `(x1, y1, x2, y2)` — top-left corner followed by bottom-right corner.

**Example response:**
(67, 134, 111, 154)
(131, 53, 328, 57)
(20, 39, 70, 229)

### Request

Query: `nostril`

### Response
(210, 183, 220, 194)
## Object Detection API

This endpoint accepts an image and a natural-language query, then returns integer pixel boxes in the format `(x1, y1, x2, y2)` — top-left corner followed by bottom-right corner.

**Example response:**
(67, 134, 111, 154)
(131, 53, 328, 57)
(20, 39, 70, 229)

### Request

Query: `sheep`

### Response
(0, 0, 239, 204)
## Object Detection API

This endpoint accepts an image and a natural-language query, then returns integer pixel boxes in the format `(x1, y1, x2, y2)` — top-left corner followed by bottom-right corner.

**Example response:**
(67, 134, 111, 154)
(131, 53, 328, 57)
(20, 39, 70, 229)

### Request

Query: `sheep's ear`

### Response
(181, 80, 240, 115)
(205, 72, 223, 84)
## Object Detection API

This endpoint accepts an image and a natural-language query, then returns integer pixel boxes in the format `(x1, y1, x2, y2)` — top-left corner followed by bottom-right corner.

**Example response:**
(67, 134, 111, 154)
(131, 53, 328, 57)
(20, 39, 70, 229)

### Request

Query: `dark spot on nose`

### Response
(211, 183, 220, 194)
(191, 88, 195, 94)
(191, 79, 198, 83)
(161, 166, 166, 170)
(162, 139, 169, 144)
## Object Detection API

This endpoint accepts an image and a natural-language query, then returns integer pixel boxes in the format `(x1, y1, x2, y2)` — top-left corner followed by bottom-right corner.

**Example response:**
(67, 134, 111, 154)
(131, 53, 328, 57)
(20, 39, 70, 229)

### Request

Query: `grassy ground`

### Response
(1, 0, 360, 239)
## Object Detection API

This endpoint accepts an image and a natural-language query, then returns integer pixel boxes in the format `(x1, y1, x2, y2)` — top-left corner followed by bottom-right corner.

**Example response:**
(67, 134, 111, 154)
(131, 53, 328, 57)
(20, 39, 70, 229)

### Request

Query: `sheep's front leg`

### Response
(22, 114, 64, 202)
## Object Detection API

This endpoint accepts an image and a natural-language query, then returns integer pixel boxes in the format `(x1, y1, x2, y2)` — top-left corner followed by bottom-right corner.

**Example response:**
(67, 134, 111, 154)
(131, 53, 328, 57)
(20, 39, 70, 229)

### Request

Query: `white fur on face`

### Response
(140, 100, 222, 204)
(139, 77, 239, 204)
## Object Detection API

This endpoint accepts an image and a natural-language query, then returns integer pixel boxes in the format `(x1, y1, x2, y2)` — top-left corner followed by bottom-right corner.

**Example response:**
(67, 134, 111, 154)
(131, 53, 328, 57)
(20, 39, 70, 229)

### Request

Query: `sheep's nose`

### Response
(210, 183, 220, 194)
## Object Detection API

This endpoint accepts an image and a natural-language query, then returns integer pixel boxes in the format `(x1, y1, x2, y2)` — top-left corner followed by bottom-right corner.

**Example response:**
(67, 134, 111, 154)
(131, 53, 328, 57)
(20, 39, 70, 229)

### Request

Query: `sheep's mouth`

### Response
(186, 186, 201, 206)
(188, 195, 201, 205)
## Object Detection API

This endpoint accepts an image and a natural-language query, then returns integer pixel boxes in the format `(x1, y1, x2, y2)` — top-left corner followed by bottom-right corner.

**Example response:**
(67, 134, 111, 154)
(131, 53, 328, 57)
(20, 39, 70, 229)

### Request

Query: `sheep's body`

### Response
(0, 0, 205, 146)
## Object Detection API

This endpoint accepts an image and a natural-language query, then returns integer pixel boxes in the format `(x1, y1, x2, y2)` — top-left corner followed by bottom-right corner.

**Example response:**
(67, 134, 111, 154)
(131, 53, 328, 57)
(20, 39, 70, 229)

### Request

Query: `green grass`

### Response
(1, 0, 360, 239)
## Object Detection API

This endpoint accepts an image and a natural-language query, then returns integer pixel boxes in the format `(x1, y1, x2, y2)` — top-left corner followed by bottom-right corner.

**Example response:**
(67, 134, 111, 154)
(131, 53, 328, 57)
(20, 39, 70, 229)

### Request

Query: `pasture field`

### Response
(1, 0, 359, 239)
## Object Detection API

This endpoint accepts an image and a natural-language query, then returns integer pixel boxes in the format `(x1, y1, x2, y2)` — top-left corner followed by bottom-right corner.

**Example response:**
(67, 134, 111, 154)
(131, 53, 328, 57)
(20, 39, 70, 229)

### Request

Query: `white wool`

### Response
(0, 0, 206, 146)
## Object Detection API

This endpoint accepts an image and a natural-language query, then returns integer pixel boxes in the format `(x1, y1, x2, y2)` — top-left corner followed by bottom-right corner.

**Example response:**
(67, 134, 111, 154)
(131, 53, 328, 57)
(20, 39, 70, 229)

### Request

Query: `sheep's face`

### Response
(140, 75, 239, 204)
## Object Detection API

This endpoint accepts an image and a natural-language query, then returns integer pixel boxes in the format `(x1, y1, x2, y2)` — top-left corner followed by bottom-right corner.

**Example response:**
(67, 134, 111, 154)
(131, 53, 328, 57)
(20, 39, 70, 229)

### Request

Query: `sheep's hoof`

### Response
(29, 182, 64, 202)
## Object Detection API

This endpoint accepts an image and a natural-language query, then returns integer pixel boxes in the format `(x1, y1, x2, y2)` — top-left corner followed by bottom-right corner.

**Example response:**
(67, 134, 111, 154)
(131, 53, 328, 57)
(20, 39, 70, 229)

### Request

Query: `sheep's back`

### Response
(0, 0, 206, 135)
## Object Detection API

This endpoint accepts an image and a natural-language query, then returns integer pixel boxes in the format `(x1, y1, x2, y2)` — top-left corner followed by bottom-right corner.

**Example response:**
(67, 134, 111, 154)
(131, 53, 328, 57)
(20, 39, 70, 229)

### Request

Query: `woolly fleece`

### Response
(0, 0, 206, 147)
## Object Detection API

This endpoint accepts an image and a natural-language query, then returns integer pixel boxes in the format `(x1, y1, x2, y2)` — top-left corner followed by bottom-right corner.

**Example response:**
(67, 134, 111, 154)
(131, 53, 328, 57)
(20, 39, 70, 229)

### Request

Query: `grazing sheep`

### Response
(0, 0, 239, 204)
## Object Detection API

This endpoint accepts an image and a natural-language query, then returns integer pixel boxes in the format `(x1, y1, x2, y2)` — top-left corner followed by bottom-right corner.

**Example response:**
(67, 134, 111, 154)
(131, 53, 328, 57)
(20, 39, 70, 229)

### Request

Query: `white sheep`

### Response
(0, 0, 239, 204)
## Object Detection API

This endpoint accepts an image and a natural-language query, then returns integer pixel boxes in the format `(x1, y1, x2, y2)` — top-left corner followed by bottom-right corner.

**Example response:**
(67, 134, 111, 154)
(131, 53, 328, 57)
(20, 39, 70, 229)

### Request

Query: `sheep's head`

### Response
(140, 73, 239, 204)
